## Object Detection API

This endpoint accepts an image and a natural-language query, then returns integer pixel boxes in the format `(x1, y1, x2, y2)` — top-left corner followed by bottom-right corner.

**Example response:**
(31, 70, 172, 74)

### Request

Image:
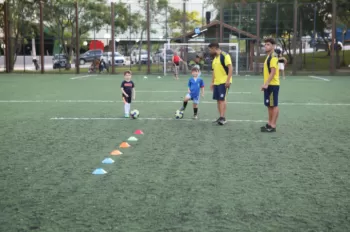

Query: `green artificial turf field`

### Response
(0, 73, 350, 232)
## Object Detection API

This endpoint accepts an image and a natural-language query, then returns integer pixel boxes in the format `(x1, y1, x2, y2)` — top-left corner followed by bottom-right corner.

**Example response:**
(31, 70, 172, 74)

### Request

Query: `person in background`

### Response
(172, 52, 183, 80)
(189, 55, 204, 71)
(278, 53, 287, 79)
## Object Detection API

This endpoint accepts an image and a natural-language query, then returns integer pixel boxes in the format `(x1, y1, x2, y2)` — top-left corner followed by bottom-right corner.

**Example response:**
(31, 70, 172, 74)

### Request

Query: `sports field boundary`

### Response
(308, 75, 330, 81)
(50, 117, 265, 123)
(70, 74, 97, 80)
(1, 100, 350, 106)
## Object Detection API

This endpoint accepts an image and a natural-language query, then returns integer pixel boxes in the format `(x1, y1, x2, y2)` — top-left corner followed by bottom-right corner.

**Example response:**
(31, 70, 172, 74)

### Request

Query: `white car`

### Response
(130, 49, 153, 64)
(102, 52, 125, 66)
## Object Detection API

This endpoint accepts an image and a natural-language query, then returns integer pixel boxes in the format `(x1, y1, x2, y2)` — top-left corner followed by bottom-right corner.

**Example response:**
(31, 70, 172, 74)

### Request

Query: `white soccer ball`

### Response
(175, 110, 183, 119)
(130, 109, 140, 119)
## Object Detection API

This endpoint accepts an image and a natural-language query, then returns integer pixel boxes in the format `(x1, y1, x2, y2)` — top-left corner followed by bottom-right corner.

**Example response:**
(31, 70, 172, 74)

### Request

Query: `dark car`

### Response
(53, 54, 70, 69)
(79, 49, 103, 65)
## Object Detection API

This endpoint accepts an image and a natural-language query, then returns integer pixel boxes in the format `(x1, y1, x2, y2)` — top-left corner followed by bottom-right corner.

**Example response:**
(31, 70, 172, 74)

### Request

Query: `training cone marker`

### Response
(102, 158, 115, 164)
(134, 129, 144, 135)
(110, 150, 122, 155)
(128, 136, 138, 142)
(92, 168, 107, 175)
(119, 142, 131, 148)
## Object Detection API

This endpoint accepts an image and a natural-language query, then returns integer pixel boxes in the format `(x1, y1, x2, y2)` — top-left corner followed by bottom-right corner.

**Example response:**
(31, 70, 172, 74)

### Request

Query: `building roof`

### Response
(172, 20, 257, 42)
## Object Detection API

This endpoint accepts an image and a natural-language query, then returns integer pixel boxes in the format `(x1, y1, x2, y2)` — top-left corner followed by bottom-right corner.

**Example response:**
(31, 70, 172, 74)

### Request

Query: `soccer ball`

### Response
(130, 109, 140, 119)
(175, 110, 184, 119)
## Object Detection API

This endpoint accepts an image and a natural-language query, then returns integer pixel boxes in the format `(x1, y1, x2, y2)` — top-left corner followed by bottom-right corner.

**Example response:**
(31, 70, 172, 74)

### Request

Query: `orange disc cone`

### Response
(110, 150, 123, 155)
(119, 142, 131, 148)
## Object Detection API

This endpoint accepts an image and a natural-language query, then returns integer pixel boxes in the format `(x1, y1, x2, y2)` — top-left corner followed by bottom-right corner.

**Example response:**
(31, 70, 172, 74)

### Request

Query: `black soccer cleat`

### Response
(260, 124, 271, 131)
(261, 126, 276, 132)
(218, 117, 227, 125)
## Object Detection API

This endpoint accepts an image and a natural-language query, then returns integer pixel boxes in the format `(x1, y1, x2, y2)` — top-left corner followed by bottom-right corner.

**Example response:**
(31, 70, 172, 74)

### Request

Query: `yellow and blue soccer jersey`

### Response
(188, 77, 204, 98)
(263, 53, 280, 86)
(212, 52, 232, 85)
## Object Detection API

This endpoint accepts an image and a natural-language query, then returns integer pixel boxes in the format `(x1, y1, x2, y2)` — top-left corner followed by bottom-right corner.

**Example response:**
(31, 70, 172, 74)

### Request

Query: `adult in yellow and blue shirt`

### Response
(208, 42, 233, 125)
(261, 38, 280, 132)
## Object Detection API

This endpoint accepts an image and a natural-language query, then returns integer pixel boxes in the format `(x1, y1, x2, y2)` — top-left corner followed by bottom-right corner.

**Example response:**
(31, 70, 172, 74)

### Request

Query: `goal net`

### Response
(161, 43, 239, 76)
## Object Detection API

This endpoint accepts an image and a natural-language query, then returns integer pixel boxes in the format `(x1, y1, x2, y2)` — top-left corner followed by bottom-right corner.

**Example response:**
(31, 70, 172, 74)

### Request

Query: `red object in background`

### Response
(89, 40, 104, 51)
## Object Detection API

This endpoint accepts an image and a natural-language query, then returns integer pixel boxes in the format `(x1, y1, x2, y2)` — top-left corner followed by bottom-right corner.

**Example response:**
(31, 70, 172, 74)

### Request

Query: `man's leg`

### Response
(218, 84, 228, 125)
(268, 107, 273, 126)
(218, 100, 226, 118)
(270, 106, 279, 128)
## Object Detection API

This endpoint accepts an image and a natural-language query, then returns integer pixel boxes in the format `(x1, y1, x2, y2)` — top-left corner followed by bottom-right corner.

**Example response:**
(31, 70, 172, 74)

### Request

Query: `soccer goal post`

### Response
(162, 43, 239, 76)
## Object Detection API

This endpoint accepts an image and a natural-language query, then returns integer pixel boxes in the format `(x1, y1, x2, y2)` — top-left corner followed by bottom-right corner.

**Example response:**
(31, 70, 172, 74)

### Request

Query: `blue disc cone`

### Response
(92, 168, 107, 175)
(102, 158, 114, 164)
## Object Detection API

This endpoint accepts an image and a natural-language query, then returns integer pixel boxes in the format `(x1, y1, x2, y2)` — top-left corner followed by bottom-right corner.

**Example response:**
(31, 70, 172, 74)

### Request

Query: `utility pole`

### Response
(220, 1, 223, 42)
(75, 0, 80, 74)
(146, 0, 151, 74)
(39, 0, 44, 73)
(330, 0, 336, 75)
(255, 1, 260, 74)
(292, 0, 298, 75)
(111, 1, 115, 74)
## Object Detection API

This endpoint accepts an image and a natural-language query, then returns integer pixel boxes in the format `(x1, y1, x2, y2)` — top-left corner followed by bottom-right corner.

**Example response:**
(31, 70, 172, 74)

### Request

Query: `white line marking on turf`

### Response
(308, 76, 330, 81)
(50, 117, 265, 123)
(1, 100, 350, 106)
(136, 91, 251, 94)
(70, 75, 96, 80)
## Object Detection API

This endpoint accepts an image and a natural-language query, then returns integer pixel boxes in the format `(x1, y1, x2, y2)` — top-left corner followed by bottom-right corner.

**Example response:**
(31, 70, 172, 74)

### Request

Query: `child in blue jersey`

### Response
(180, 66, 204, 119)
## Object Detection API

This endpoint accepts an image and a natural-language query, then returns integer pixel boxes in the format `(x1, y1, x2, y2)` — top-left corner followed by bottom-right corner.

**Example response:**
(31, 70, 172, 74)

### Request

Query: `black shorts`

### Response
(264, 85, 279, 107)
(122, 94, 132, 104)
(213, 83, 229, 101)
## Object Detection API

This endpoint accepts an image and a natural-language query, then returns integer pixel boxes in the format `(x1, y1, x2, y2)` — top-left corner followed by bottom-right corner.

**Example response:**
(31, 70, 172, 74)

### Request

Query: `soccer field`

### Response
(1, 73, 350, 231)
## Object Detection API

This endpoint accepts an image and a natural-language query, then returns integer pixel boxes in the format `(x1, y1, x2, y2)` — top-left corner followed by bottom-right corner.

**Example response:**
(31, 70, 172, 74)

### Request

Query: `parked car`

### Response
(79, 49, 103, 65)
(102, 52, 125, 66)
(130, 49, 153, 64)
(52, 54, 70, 69)
(153, 48, 174, 63)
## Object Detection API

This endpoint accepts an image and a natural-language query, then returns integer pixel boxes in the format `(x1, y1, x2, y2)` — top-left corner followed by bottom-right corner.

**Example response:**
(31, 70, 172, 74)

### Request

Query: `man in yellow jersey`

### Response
(261, 38, 280, 132)
(208, 42, 233, 125)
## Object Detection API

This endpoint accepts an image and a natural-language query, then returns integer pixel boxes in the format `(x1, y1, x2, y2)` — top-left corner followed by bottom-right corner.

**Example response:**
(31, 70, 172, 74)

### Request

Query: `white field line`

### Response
(136, 90, 251, 94)
(70, 75, 97, 80)
(50, 117, 265, 123)
(308, 75, 330, 81)
(1, 100, 350, 106)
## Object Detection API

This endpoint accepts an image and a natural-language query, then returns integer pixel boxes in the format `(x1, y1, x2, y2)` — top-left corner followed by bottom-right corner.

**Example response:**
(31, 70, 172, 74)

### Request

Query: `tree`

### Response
(129, 0, 167, 70)
(0, 0, 40, 71)
(168, 9, 202, 38)
(43, 0, 131, 61)
(337, 0, 350, 66)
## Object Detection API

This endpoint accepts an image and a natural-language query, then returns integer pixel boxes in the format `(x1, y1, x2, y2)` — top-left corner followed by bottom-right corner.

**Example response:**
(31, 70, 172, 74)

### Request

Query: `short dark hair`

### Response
(264, 38, 276, 45)
(124, 70, 132, 75)
(208, 42, 220, 49)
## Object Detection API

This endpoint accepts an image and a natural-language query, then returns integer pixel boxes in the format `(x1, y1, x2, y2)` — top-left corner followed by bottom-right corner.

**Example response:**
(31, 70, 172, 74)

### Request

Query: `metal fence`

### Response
(0, 0, 348, 75)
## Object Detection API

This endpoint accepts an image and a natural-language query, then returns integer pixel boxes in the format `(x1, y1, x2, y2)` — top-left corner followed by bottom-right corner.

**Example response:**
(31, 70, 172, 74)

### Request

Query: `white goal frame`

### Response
(163, 43, 239, 76)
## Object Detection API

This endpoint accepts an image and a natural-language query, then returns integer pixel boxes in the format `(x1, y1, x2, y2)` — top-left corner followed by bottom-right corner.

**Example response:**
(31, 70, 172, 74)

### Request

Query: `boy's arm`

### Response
(132, 88, 136, 100)
(121, 87, 128, 96)
(187, 80, 191, 93)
